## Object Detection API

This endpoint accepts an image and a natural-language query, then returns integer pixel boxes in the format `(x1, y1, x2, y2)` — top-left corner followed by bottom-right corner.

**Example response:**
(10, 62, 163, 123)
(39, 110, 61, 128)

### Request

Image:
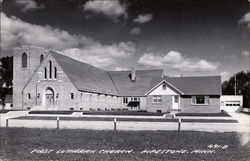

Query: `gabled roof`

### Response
(150, 76, 221, 95)
(108, 70, 163, 96)
(145, 79, 184, 95)
(50, 51, 119, 95)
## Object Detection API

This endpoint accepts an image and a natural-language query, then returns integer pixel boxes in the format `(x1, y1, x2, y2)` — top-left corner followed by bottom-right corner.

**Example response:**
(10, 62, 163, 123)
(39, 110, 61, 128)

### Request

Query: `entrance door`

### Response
(172, 95, 179, 110)
(45, 87, 54, 108)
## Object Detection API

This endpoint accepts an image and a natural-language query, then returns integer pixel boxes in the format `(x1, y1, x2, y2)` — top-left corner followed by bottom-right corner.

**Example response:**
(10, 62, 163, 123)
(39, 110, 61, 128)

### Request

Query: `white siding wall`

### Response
(148, 83, 178, 95)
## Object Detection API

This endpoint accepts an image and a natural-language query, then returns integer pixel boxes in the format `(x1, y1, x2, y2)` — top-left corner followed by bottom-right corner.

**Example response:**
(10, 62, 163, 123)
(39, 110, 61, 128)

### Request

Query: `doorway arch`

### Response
(45, 87, 55, 108)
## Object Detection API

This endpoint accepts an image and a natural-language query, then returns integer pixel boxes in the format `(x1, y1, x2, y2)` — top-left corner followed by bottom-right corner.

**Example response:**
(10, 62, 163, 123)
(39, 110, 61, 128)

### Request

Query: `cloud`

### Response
(220, 71, 229, 77)
(60, 41, 136, 68)
(138, 51, 219, 72)
(133, 14, 153, 24)
(15, 0, 44, 12)
(83, 0, 127, 21)
(114, 67, 129, 71)
(1, 12, 136, 68)
(220, 71, 229, 81)
(242, 50, 250, 57)
(238, 12, 250, 29)
(130, 27, 141, 35)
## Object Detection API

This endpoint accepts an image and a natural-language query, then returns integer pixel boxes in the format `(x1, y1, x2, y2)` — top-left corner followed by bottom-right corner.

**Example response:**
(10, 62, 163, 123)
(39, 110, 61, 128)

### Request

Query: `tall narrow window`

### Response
(22, 53, 27, 68)
(70, 93, 74, 100)
(54, 67, 57, 78)
(49, 61, 52, 78)
(44, 67, 47, 79)
(40, 54, 44, 64)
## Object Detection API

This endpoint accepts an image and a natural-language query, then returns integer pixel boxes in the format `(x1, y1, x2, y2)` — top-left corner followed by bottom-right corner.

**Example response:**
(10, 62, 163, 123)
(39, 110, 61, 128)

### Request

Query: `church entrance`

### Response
(45, 87, 54, 108)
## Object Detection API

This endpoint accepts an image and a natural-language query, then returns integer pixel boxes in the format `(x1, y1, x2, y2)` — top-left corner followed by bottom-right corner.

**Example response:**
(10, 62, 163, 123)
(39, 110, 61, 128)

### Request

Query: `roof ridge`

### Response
(107, 71, 120, 96)
(169, 75, 221, 78)
(108, 69, 163, 72)
(50, 50, 106, 72)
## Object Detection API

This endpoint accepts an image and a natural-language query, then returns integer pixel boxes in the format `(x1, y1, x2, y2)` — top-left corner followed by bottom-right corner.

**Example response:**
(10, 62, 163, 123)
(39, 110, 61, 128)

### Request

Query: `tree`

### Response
(0, 56, 13, 109)
(222, 71, 250, 108)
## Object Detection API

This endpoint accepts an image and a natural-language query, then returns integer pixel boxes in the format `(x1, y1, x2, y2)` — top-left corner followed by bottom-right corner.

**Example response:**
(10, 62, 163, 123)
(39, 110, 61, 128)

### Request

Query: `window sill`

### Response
(191, 104, 209, 106)
(152, 103, 162, 105)
(40, 79, 58, 81)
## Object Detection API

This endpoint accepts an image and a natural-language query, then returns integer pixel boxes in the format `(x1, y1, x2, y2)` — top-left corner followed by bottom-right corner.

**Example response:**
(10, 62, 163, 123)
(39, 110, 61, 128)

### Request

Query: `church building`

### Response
(13, 46, 222, 113)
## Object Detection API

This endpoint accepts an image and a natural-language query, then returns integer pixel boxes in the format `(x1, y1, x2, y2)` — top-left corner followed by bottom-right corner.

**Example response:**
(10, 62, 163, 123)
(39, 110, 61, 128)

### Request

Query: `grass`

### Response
(0, 128, 249, 161)
(0, 109, 24, 113)
(175, 111, 231, 117)
(28, 110, 74, 115)
(12, 116, 238, 123)
(82, 110, 164, 116)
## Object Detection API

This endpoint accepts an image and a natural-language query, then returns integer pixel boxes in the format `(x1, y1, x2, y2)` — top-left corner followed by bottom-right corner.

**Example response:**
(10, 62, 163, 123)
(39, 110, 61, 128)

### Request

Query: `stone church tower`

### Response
(13, 46, 49, 109)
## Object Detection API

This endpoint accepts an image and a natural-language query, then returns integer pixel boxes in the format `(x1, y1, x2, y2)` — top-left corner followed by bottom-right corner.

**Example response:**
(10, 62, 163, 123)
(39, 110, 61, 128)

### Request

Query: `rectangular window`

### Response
(162, 83, 167, 90)
(70, 93, 74, 100)
(27, 93, 31, 100)
(191, 96, 209, 105)
(123, 97, 128, 104)
(152, 95, 162, 104)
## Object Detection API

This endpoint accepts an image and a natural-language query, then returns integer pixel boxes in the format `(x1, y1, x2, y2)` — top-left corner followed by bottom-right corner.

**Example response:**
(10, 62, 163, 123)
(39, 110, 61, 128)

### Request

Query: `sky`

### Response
(1, 0, 250, 81)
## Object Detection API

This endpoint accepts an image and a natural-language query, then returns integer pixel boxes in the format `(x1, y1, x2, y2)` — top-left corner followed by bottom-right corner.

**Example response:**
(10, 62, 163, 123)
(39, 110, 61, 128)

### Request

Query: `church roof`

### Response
(51, 51, 119, 95)
(50, 51, 221, 96)
(108, 70, 163, 96)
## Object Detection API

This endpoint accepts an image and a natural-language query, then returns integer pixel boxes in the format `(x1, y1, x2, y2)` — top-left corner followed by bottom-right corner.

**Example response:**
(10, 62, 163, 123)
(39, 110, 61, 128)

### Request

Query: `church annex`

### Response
(13, 46, 222, 113)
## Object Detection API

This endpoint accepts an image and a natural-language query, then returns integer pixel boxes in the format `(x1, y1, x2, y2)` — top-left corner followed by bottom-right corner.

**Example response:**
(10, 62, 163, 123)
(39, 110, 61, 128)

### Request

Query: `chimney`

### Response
(131, 67, 136, 82)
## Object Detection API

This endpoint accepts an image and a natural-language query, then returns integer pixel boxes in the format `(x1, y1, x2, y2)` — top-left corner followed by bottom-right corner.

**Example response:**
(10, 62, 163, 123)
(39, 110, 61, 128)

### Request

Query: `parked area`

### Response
(0, 128, 250, 161)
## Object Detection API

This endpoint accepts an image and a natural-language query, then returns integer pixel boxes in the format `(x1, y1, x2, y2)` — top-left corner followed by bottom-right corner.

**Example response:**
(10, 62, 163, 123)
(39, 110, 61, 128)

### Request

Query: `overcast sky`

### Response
(1, 0, 249, 81)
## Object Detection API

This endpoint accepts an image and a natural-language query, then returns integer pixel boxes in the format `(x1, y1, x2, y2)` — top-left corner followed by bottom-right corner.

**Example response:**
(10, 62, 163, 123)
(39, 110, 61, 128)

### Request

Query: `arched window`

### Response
(44, 67, 47, 79)
(40, 54, 44, 64)
(49, 61, 52, 79)
(54, 67, 57, 78)
(22, 52, 27, 68)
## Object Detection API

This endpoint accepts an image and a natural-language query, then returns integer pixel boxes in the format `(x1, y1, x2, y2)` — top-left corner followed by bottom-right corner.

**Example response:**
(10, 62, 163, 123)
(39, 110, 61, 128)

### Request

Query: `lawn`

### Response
(175, 111, 231, 117)
(82, 110, 164, 116)
(1, 128, 249, 161)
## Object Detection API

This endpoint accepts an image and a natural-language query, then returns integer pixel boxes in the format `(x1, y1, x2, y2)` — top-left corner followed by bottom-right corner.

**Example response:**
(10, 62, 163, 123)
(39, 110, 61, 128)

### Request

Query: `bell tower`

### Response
(13, 46, 49, 109)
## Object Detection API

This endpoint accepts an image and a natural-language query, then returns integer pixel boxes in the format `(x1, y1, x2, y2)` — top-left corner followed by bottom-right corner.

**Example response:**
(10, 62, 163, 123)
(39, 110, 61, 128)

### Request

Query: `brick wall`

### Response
(180, 96, 220, 113)
(120, 97, 147, 110)
(13, 47, 49, 109)
(146, 95, 172, 112)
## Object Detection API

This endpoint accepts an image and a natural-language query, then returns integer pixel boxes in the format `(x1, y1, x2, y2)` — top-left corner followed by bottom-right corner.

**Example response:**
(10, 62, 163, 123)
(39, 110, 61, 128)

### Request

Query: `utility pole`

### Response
(234, 75, 237, 95)
(248, 0, 250, 107)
